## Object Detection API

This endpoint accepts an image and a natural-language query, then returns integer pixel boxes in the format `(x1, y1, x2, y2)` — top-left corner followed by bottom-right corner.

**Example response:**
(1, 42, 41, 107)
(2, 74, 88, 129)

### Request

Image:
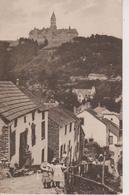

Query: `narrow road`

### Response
(0, 174, 57, 194)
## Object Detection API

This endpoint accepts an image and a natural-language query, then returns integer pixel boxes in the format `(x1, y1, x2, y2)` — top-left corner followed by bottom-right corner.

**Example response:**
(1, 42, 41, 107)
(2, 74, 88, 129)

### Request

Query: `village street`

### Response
(0, 174, 57, 194)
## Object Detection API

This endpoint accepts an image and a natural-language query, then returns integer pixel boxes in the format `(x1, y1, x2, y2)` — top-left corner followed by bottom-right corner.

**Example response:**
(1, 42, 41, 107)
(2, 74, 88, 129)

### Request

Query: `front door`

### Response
(19, 130, 27, 167)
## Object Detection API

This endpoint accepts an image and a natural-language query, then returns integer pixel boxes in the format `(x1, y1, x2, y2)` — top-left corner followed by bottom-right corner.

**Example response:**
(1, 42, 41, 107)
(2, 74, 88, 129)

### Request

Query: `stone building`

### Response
(29, 12, 78, 47)
(48, 106, 81, 163)
(0, 81, 48, 167)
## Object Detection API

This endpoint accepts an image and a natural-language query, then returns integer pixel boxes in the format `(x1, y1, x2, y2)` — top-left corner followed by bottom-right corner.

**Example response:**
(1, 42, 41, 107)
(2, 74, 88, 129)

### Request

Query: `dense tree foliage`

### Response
(55, 34, 122, 76)
(0, 41, 9, 80)
(0, 38, 46, 80)
(0, 35, 122, 112)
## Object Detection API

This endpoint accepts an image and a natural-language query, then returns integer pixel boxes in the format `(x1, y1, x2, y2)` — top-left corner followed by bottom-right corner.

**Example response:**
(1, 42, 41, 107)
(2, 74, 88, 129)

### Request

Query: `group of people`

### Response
(40, 158, 66, 189)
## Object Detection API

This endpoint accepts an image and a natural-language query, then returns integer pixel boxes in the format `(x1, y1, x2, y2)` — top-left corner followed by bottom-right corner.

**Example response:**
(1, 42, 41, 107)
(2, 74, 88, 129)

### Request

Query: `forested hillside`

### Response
(0, 34, 122, 82)
(0, 35, 122, 112)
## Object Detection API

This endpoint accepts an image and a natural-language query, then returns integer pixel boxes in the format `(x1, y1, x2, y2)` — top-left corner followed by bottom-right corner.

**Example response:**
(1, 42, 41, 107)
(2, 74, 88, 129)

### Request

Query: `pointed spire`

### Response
(50, 12, 57, 30)
(51, 12, 56, 18)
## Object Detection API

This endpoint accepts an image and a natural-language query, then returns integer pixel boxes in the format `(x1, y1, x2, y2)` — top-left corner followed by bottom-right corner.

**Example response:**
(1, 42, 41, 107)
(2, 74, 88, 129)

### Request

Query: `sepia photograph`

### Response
(0, 0, 122, 194)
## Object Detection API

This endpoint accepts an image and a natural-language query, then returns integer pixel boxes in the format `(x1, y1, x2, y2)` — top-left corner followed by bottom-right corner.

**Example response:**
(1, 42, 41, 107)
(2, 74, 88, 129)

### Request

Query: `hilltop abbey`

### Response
(29, 12, 78, 47)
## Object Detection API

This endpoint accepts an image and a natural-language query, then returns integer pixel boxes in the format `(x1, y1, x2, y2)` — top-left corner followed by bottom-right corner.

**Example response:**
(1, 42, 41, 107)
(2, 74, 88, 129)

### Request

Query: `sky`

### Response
(0, 0, 122, 40)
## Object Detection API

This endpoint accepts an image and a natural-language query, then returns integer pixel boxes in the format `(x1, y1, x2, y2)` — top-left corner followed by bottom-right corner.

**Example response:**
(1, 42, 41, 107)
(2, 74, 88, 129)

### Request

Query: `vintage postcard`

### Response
(0, 0, 122, 194)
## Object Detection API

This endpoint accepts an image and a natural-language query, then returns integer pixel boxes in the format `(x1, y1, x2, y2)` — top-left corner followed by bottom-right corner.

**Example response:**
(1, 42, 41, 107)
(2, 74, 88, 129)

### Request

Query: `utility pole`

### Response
(102, 151, 106, 184)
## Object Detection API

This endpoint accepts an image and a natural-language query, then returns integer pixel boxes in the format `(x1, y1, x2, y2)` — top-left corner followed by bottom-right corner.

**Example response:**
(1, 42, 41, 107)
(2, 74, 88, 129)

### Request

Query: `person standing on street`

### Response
(53, 159, 65, 188)
(40, 162, 52, 188)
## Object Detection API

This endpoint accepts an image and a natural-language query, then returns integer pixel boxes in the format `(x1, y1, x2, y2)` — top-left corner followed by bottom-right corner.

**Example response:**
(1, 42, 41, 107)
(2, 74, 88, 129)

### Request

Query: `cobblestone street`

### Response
(0, 174, 57, 194)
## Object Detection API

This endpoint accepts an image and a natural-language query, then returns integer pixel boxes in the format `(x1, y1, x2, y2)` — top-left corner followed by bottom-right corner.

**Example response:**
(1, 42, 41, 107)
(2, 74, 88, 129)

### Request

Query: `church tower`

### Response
(50, 12, 57, 30)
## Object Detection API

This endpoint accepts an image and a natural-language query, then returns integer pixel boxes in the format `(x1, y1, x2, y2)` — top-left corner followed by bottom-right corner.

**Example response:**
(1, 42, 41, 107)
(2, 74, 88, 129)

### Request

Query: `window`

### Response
(80, 117, 84, 125)
(42, 149, 44, 162)
(32, 111, 35, 121)
(10, 131, 16, 158)
(109, 136, 113, 145)
(68, 140, 71, 151)
(24, 116, 26, 123)
(67, 140, 71, 152)
(14, 119, 17, 127)
(65, 125, 67, 135)
(120, 120, 122, 130)
(41, 121, 45, 140)
(77, 142, 79, 152)
(69, 123, 72, 132)
(89, 138, 94, 142)
(31, 123, 36, 146)
(60, 145, 63, 159)
(64, 144, 66, 152)
(42, 112, 45, 120)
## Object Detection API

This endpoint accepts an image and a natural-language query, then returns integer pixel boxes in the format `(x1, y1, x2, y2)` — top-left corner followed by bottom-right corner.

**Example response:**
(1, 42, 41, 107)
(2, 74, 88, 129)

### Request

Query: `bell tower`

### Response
(50, 12, 57, 30)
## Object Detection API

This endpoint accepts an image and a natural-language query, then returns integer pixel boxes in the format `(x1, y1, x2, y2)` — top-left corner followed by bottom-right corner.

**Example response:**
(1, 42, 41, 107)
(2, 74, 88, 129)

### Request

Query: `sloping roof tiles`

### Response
(77, 108, 120, 137)
(102, 118, 120, 137)
(0, 81, 38, 122)
(49, 106, 78, 126)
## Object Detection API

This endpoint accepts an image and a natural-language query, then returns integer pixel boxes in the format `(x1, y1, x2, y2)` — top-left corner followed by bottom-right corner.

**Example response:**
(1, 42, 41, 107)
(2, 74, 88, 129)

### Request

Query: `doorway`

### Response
(19, 130, 28, 167)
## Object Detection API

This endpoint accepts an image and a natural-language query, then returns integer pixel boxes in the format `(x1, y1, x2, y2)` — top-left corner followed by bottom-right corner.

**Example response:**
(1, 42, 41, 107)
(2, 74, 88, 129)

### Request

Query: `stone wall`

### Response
(48, 118, 59, 162)
(0, 125, 9, 161)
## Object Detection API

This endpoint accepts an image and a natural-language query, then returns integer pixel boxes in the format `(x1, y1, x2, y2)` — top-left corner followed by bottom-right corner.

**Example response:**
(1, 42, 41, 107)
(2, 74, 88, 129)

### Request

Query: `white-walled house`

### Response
(72, 86, 96, 103)
(0, 81, 48, 167)
(94, 105, 120, 127)
(48, 106, 81, 163)
(76, 109, 119, 147)
(103, 113, 119, 127)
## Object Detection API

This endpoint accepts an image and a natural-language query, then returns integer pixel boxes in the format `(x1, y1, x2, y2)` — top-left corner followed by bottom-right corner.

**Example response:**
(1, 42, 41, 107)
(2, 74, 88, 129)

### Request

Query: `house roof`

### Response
(88, 110, 120, 137)
(49, 106, 78, 126)
(86, 109, 120, 134)
(94, 106, 119, 118)
(94, 106, 110, 115)
(77, 108, 106, 125)
(102, 118, 120, 137)
(86, 109, 106, 125)
(0, 81, 40, 122)
(77, 108, 119, 137)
